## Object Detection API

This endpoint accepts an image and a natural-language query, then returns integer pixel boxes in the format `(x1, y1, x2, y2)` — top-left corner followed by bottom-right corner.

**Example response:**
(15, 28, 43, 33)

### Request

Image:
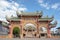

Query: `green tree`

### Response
(13, 27, 20, 37)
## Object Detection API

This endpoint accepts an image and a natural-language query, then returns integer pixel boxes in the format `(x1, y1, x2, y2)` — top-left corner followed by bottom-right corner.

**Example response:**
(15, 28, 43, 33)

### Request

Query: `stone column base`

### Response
(36, 34, 39, 38)
(20, 34, 23, 38)
(8, 34, 12, 38)
(47, 34, 51, 38)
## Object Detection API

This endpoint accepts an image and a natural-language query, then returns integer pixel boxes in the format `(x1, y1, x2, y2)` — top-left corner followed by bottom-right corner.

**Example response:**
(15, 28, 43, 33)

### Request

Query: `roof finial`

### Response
(52, 15, 54, 18)
(54, 21, 57, 25)
(21, 11, 23, 13)
(11, 15, 14, 17)
(46, 15, 48, 18)
(36, 10, 39, 14)
(5, 15, 8, 19)
(40, 10, 43, 13)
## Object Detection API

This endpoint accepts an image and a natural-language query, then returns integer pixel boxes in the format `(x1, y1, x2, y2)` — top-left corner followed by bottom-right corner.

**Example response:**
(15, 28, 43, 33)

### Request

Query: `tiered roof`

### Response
(0, 21, 9, 27)
(6, 11, 54, 22)
(2, 22, 9, 27)
(17, 11, 42, 16)
(0, 21, 9, 35)
(5, 11, 57, 29)
(49, 21, 57, 28)
(57, 27, 60, 29)
(6, 16, 20, 21)
(38, 17, 53, 21)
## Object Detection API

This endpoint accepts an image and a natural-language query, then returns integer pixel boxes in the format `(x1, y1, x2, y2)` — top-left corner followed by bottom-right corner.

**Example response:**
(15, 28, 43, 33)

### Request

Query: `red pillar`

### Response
(36, 16, 39, 34)
(20, 16, 23, 38)
(20, 24, 22, 34)
(8, 26, 11, 34)
(47, 21, 51, 38)
(36, 16, 39, 37)
(8, 25, 12, 38)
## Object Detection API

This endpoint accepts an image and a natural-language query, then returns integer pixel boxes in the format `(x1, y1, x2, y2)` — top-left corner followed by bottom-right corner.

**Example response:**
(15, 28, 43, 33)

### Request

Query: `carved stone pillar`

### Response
(20, 18, 23, 38)
(36, 16, 39, 38)
(20, 24, 23, 38)
(47, 21, 51, 38)
(8, 25, 12, 38)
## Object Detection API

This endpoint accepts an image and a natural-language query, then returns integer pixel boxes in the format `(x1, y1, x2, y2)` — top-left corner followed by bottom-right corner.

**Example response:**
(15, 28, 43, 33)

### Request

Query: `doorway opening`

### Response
(13, 27, 20, 38)
(41, 33, 45, 37)
(40, 33, 47, 38)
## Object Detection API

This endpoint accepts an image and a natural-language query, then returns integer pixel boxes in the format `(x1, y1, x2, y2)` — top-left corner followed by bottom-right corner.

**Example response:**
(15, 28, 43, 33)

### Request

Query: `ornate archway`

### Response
(24, 23, 36, 31)
(40, 27, 47, 32)
(39, 27, 47, 38)
(13, 27, 20, 38)
(23, 23, 36, 38)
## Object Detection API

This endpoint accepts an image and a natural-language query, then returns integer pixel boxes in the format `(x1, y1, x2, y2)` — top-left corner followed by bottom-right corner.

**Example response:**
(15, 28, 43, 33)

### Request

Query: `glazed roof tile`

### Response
(17, 11, 42, 16)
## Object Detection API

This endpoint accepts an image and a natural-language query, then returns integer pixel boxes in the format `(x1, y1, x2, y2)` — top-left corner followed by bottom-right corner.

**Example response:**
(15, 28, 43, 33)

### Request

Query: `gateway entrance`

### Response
(13, 27, 20, 38)
(23, 23, 36, 38)
(5, 11, 57, 38)
(40, 33, 47, 38)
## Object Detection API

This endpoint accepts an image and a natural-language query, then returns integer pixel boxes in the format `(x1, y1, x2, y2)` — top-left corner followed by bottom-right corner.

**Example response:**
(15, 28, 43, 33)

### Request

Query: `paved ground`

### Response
(0, 38, 60, 40)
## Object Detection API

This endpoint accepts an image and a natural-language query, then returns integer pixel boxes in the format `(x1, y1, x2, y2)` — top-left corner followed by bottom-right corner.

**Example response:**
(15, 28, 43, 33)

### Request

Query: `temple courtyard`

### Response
(0, 38, 60, 40)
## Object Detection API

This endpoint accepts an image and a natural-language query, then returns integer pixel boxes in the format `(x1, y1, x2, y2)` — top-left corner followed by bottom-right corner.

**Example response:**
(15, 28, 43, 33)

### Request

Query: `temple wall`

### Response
(51, 36, 60, 38)
(21, 20, 37, 33)
(0, 35, 60, 38)
(0, 35, 8, 38)
(8, 22, 21, 38)
(21, 20, 37, 27)
(0, 21, 59, 38)
(38, 21, 48, 28)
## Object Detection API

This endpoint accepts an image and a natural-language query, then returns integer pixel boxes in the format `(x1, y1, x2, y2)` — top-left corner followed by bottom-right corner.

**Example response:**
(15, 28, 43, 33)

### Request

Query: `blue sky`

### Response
(0, 0, 60, 31)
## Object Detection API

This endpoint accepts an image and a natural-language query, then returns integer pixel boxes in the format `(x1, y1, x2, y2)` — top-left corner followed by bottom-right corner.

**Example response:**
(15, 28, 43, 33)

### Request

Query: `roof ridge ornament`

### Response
(52, 15, 54, 18)
(46, 15, 48, 18)
(44, 15, 49, 18)
(36, 11, 42, 13)
(36, 11, 39, 13)
(11, 15, 14, 18)
(40, 11, 43, 13)
(5, 15, 11, 20)
(54, 21, 57, 25)
(49, 21, 57, 29)
(36, 10, 43, 16)
(21, 11, 23, 13)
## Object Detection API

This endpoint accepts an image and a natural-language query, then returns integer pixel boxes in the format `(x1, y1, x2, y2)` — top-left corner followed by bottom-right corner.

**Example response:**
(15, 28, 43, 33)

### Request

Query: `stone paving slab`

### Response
(0, 38, 60, 40)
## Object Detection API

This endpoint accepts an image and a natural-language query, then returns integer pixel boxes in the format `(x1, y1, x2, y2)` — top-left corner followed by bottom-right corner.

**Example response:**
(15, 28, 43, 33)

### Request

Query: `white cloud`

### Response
(14, 2, 19, 7)
(38, 0, 60, 10)
(38, 0, 43, 3)
(19, 7, 27, 11)
(0, 0, 27, 22)
(51, 3, 60, 9)
(40, 3, 50, 9)
(38, 0, 50, 10)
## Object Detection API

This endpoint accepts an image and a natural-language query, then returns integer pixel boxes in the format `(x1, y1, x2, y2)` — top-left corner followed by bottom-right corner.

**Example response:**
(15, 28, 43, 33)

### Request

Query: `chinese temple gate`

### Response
(4, 11, 57, 38)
